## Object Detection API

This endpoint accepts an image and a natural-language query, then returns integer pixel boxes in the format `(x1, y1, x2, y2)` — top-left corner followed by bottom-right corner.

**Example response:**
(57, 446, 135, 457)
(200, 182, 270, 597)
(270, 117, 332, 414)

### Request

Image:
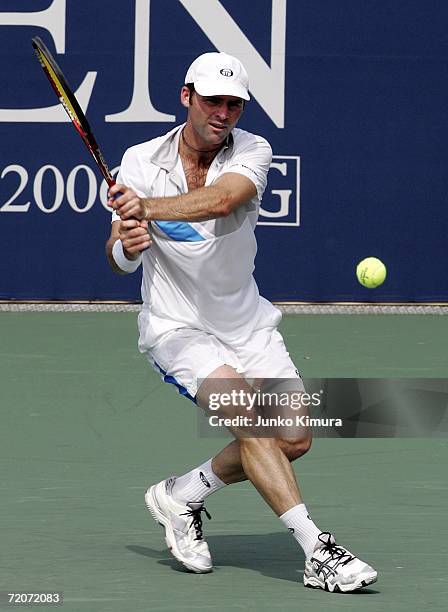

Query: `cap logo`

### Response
(220, 68, 233, 77)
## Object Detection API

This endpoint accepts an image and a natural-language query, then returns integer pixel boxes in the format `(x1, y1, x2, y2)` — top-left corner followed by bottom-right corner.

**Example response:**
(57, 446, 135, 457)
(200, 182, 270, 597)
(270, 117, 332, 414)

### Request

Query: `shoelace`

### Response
(180, 505, 211, 541)
(317, 532, 355, 566)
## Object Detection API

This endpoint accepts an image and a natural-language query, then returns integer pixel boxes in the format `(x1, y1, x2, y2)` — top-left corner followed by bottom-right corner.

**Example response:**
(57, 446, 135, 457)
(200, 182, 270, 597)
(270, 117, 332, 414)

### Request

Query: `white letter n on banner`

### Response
(179, 0, 287, 128)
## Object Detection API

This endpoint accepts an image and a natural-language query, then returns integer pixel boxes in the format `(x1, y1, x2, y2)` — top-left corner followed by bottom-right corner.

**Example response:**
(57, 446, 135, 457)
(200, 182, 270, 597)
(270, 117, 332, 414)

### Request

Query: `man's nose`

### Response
(215, 104, 230, 120)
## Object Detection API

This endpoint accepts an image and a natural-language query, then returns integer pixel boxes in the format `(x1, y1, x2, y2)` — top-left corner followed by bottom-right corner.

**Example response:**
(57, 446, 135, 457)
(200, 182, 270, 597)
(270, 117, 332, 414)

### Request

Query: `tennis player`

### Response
(106, 52, 377, 592)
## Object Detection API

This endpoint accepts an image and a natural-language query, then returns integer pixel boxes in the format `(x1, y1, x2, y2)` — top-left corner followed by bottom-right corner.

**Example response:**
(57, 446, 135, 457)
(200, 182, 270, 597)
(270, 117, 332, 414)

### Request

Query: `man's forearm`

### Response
(142, 184, 231, 222)
(108, 174, 256, 222)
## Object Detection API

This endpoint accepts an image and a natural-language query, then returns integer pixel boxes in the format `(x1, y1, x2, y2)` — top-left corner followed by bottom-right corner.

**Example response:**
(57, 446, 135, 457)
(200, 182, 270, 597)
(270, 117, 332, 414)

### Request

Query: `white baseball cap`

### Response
(184, 52, 250, 101)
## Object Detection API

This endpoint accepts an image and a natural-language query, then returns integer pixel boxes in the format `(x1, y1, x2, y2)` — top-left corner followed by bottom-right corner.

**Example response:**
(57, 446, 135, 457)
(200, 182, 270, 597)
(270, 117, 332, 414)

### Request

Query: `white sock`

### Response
(280, 503, 322, 559)
(171, 458, 226, 504)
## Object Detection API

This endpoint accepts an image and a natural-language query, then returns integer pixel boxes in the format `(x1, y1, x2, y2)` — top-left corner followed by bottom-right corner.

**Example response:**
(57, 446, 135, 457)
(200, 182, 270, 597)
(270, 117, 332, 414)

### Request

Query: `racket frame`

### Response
(31, 36, 114, 187)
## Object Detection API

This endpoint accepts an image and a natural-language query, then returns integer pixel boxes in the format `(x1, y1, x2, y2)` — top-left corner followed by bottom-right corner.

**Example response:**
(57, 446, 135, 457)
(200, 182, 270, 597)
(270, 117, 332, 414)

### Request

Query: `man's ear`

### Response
(180, 86, 191, 109)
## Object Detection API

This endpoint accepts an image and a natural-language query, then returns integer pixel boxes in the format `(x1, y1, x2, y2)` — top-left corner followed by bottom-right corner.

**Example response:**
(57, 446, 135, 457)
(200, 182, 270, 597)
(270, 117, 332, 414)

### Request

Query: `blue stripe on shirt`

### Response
(154, 221, 205, 242)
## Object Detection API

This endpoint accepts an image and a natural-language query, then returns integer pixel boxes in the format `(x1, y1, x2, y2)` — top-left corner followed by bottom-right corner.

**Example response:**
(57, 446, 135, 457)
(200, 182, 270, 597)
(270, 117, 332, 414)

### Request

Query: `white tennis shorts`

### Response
(142, 324, 302, 401)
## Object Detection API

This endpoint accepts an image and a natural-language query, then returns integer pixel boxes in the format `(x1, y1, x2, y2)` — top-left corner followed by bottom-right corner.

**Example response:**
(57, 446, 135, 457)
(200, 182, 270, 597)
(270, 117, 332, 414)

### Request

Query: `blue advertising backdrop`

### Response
(1, 0, 447, 301)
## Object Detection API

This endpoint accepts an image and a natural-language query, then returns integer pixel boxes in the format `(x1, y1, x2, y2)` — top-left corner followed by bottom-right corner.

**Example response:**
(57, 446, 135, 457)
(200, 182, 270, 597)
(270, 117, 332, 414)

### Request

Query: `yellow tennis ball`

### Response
(356, 257, 387, 288)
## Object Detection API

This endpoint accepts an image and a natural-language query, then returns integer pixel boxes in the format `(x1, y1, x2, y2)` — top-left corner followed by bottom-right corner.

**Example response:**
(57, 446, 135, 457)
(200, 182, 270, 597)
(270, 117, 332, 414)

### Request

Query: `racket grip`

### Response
(107, 177, 137, 222)
(107, 178, 123, 201)
(107, 177, 119, 193)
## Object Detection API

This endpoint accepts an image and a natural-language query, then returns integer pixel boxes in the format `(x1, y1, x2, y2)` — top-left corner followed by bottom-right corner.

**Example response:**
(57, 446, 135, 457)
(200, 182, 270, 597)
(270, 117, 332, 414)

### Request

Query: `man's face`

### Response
(181, 87, 245, 146)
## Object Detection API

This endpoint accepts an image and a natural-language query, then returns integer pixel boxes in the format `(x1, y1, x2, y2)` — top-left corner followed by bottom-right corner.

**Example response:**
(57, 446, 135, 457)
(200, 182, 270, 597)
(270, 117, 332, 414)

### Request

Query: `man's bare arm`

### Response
(107, 173, 257, 222)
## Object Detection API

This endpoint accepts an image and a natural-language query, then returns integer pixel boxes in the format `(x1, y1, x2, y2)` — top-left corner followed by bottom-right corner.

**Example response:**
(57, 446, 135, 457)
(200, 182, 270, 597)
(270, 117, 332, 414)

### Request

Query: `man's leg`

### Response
(196, 365, 308, 515)
(145, 344, 377, 589)
(173, 365, 377, 592)
(212, 437, 301, 512)
(193, 365, 321, 558)
(144, 329, 313, 570)
(172, 437, 306, 512)
(210, 436, 311, 485)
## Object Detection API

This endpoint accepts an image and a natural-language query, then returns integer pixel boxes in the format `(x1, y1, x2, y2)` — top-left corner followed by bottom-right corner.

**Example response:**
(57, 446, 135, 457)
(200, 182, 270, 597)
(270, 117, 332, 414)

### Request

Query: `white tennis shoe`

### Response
(145, 478, 212, 573)
(304, 532, 377, 593)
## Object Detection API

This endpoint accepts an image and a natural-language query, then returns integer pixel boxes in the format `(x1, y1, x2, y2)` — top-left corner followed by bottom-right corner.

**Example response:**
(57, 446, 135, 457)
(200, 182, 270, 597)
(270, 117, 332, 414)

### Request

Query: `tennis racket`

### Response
(31, 36, 114, 187)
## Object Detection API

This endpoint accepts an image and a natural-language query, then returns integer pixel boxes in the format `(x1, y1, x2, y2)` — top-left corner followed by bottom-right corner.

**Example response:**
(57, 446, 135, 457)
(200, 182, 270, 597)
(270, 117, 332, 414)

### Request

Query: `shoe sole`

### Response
(304, 571, 377, 593)
(144, 485, 212, 574)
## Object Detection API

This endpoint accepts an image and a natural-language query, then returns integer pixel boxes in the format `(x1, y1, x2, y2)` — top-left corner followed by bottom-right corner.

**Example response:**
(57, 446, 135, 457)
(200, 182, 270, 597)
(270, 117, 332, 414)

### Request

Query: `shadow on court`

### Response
(127, 533, 379, 593)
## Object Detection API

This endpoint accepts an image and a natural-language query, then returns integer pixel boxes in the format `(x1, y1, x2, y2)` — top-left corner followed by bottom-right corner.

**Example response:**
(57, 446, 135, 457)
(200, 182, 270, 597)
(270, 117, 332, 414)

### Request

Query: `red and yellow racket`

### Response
(31, 36, 114, 187)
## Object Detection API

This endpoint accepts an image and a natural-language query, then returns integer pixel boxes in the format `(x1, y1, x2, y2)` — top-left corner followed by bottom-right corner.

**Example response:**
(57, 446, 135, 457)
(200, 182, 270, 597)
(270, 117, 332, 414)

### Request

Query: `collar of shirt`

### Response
(150, 123, 234, 172)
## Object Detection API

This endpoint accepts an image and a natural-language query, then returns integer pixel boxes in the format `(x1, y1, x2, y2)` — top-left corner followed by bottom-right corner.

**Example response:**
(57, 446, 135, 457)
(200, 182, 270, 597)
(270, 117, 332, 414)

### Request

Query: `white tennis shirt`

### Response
(113, 124, 282, 348)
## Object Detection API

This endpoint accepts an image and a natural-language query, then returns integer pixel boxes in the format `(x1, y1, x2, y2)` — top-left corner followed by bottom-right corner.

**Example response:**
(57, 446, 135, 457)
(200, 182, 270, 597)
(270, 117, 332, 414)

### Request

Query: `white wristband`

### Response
(112, 239, 142, 273)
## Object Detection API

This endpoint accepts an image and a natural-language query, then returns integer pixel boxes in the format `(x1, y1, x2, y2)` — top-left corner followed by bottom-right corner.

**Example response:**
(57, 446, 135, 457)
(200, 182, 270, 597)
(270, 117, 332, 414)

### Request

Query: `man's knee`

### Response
(278, 430, 312, 461)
